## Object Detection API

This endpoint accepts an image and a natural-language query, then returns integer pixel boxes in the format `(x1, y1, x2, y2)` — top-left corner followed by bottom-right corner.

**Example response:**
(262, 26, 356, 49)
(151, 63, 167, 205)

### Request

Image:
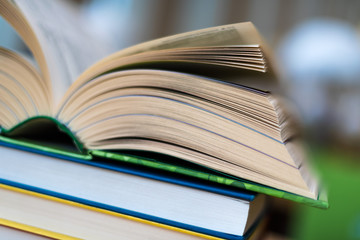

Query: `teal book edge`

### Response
(0, 116, 86, 153)
(0, 117, 329, 209)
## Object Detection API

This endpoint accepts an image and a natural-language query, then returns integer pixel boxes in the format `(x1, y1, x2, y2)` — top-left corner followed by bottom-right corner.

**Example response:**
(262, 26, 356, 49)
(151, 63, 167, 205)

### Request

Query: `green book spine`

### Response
(0, 135, 91, 160)
(92, 150, 329, 209)
(0, 116, 90, 160)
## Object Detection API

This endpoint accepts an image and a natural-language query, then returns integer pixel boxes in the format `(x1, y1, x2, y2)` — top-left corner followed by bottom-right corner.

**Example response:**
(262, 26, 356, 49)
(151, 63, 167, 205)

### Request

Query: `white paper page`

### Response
(13, 0, 114, 105)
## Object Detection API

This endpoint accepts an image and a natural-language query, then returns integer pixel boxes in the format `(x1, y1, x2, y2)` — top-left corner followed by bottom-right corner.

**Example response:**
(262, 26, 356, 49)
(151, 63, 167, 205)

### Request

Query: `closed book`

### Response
(0, 144, 266, 240)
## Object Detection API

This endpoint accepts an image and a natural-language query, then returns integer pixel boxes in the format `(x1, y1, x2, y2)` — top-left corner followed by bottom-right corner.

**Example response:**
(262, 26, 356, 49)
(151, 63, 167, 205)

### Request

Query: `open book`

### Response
(0, 0, 324, 204)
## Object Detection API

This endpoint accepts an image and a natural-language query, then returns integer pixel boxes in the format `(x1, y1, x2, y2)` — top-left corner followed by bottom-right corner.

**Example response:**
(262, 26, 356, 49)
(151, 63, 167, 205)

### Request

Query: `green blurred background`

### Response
(291, 147, 360, 240)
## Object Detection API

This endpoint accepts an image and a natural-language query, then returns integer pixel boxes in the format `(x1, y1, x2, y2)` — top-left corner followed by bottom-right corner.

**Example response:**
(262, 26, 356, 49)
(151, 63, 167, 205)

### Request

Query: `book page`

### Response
(110, 22, 267, 58)
(58, 22, 278, 113)
(12, 0, 114, 105)
(84, 21, 278, 86)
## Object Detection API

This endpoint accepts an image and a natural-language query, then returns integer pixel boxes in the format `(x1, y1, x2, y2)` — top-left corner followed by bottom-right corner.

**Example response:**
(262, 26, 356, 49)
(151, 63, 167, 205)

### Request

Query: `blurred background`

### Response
(1, 0, 360, 239)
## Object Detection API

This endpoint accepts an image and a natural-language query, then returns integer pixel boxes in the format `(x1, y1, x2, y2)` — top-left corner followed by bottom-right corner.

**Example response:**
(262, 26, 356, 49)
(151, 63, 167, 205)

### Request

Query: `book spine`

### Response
(0, 135, 91, 160)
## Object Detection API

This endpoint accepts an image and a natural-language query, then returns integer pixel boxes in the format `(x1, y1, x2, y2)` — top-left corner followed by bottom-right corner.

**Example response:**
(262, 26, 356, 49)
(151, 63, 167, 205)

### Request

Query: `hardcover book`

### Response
(0, 144, 266, 240)
(1, 184, 238, 240)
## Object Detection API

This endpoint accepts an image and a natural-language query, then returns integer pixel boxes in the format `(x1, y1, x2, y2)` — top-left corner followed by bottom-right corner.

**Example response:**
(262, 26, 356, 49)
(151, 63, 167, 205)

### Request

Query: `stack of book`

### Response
(0, 0, 328, 239)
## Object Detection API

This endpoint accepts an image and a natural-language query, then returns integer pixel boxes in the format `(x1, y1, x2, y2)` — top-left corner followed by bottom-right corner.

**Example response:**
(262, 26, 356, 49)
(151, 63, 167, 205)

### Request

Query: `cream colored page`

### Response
(110, 21, 278, 78)
(79, 21, 275, 82)
(13, 0, 113, 106)
(72, 22, 268, 95)
(98, 22, 261, 63)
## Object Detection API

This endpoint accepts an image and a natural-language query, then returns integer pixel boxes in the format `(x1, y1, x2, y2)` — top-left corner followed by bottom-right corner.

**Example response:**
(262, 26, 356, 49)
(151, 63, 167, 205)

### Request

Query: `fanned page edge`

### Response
(266, 94, 320, 201)
(58, 21, 278, 111)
